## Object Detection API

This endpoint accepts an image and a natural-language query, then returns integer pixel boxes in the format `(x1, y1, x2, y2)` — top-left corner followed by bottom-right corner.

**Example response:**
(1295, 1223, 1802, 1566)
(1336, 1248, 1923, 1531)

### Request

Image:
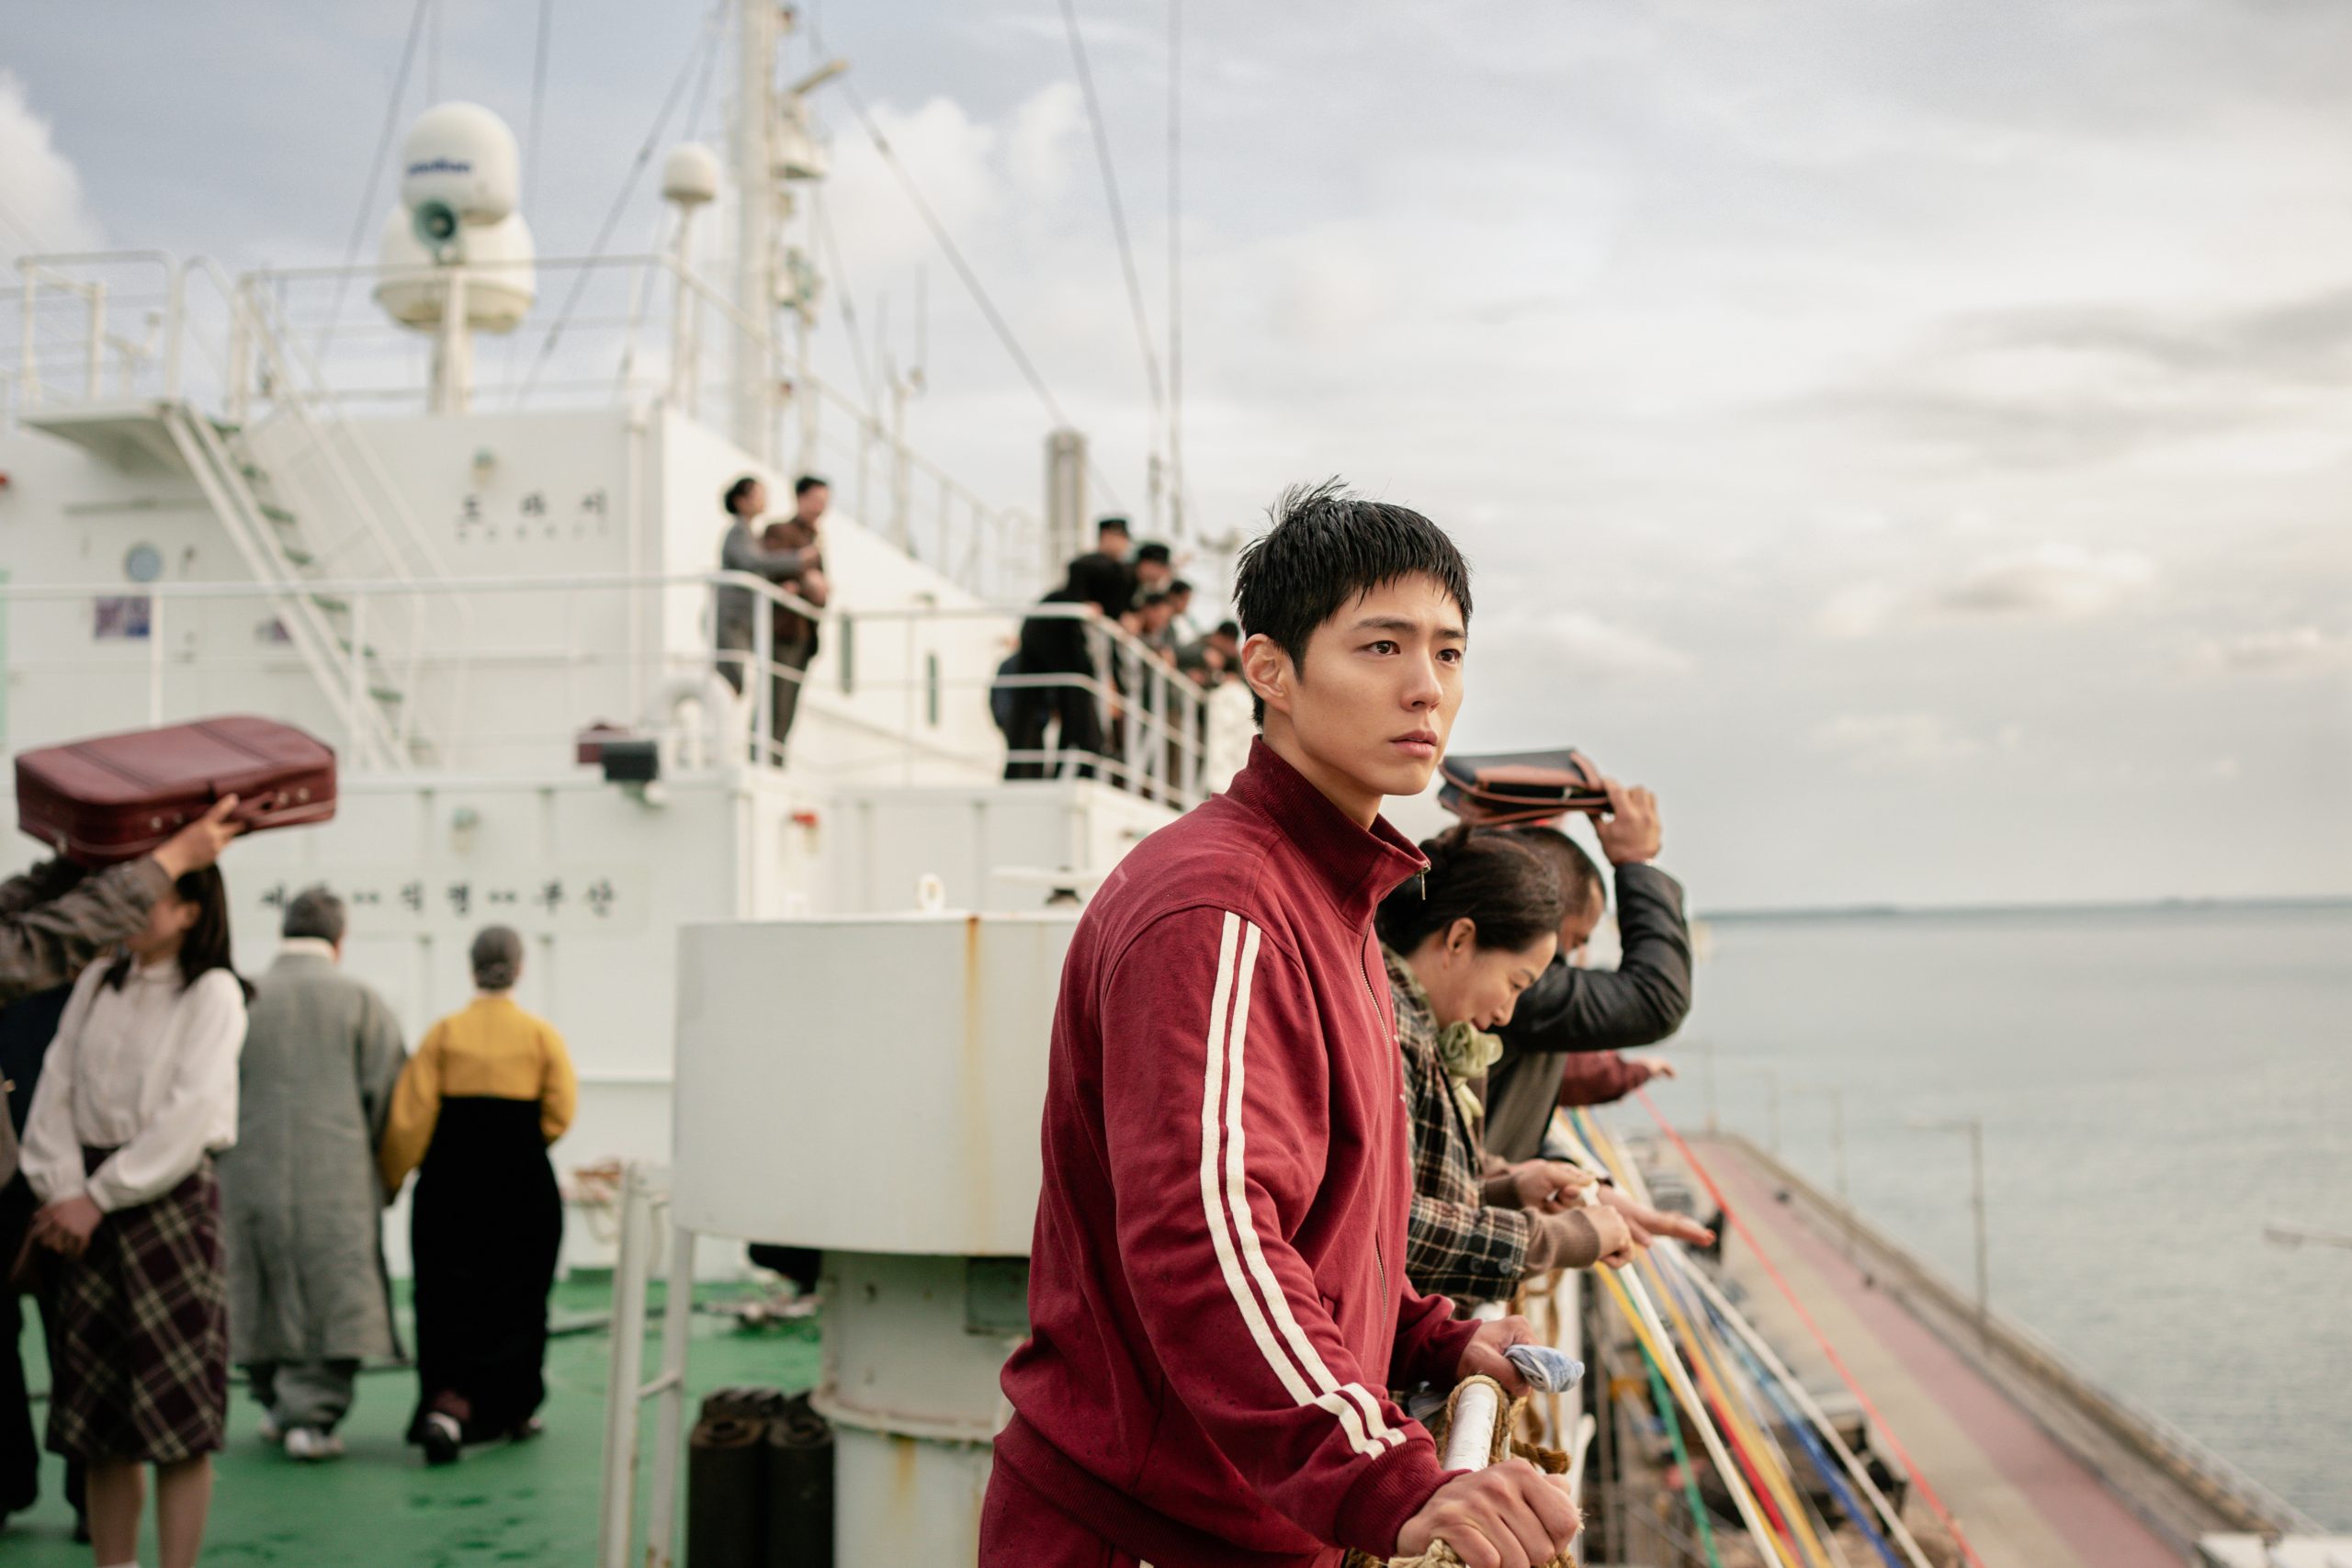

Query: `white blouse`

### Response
(19, 957, 247, 1213)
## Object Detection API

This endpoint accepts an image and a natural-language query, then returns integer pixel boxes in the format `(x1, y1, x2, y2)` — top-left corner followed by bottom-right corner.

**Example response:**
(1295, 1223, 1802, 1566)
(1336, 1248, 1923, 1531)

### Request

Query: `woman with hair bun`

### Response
(379, 926, 577, 1466)
(1377, 828, 1638, 1307)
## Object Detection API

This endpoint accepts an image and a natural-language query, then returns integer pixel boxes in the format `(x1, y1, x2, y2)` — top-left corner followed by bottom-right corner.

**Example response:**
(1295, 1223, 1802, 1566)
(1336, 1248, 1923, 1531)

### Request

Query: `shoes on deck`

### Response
(257, 1412, 284, 1445)
(284, 1427, 346, 1462)
(509, 1416, 546, 1442)
(422, 1411, 463, 1467)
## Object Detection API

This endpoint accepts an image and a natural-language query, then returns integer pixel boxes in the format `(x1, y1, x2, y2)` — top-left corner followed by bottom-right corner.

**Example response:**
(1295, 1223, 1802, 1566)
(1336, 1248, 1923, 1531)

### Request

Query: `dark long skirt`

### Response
(44, 1152, 228, 1465)
(407, 1099, 562, 1445)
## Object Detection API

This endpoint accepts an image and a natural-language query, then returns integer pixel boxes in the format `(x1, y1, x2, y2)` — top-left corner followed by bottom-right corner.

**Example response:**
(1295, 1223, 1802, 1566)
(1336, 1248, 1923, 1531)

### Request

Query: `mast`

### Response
(731, 0, 777, 462)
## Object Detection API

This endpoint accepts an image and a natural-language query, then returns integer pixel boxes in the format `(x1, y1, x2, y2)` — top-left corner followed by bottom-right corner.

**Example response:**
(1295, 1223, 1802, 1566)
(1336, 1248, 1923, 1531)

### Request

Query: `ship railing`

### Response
(0, 570, 1226, 812)
(3, 248, 1037, 604)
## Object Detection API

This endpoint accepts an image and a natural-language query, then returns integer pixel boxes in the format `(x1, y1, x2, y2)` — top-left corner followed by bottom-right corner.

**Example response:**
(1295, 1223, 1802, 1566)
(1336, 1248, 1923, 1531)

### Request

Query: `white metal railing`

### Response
(0, 570, 1225, 811)
(4, 249, 1038, 604)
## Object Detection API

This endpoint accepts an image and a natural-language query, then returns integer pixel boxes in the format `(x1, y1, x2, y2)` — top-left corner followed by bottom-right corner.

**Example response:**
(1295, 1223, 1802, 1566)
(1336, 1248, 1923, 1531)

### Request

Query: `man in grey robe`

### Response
(219, 886, 406, 1461)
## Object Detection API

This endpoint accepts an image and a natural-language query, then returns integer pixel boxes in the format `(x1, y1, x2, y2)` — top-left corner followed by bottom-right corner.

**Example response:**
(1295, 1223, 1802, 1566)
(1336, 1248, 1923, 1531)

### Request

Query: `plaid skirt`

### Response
(44, 1150, 229, 1465)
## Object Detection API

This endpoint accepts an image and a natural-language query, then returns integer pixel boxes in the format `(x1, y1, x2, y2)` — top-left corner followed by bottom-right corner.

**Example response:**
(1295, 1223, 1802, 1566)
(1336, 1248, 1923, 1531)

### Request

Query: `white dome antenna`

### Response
(662, 143, 722, 209)
(661, 143, 723, 417)
(401, 102, 522, 259)
(373, 102, 535, 412)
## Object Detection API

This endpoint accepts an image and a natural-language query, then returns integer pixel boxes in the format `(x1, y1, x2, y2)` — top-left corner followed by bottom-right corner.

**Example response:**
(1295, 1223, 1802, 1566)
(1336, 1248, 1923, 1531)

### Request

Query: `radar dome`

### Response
(662, 143, 722, 208)
(400, 102, 521, 229)
(374, 206, 537, 333)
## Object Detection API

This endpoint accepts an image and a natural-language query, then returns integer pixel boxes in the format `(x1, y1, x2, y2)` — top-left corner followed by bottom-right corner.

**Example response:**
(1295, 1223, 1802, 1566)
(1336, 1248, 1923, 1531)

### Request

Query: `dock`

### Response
(1686, 1131, 2313, 1565)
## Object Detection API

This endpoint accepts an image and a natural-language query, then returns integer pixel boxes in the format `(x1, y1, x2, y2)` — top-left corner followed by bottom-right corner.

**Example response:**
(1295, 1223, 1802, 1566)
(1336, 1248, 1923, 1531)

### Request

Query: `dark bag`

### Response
(1437, 747, 1611, 826)
(16, 715, 337, 864)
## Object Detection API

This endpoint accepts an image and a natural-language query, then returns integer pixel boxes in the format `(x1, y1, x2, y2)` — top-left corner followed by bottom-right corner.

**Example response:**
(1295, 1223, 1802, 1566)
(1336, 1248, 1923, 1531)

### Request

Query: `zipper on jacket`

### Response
(1362, 926, 1394, 1305)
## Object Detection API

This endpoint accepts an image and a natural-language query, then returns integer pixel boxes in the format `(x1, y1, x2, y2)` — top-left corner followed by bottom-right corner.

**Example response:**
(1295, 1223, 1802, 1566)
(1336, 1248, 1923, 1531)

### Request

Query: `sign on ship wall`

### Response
(243, 863, 650, 936)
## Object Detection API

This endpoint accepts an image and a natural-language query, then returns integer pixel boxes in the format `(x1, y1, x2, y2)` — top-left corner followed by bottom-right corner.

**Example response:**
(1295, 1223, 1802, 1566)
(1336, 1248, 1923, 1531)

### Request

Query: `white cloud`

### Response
(1483, 608, 1694, 676)
(0, 71, 101, 260)
(1935, 543, 2156, 620)
(1815, 581, 1899, 638)
(2192, 626, 2352, 679)
(1813, 711, 1994, 770)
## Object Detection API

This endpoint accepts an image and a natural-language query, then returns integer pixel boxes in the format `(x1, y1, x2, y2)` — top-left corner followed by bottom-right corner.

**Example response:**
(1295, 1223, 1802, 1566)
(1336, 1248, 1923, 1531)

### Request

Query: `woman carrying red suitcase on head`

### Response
(17, 863, 250, 1568)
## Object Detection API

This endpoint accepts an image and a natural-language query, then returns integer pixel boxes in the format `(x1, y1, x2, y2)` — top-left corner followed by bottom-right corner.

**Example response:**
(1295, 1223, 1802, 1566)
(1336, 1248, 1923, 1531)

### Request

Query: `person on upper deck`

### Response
(379, 928, 576, 1468)
(713, 475, 821, 757)
(985, 481, 1582, 1568)
(1131, 540, 1175, 604)
(1003, 553, 1131, 781)
(1477, 784, 1693, 1167)
(757, 475, 832, 754)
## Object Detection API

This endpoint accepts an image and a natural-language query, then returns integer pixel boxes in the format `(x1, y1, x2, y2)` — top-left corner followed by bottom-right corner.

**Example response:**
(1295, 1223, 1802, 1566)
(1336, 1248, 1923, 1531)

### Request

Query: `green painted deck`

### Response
(2, 1277, 823, 1566)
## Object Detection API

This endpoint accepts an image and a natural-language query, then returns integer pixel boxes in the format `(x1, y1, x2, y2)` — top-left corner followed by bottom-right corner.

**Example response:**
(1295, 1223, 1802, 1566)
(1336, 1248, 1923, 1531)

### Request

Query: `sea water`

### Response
(1641, 900, 2352, 1529)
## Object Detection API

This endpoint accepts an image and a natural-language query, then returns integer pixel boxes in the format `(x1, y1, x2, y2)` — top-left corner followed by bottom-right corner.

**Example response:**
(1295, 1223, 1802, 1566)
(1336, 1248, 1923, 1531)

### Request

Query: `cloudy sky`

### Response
(5, 0, 2347, 908)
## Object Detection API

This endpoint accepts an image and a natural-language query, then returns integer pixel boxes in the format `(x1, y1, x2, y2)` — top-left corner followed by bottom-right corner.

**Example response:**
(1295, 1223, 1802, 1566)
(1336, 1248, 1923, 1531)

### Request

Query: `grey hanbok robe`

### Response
(220, 946, 407, 1364)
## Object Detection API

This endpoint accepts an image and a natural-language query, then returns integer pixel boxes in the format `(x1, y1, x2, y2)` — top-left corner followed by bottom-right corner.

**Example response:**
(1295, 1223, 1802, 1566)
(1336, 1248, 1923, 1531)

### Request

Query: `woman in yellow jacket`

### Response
(379, 926, 576, 1466)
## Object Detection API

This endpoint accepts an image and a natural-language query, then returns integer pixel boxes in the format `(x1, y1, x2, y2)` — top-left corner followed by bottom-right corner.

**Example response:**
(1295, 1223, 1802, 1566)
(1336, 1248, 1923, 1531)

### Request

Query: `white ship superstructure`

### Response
(0, 3, 1238, 1279)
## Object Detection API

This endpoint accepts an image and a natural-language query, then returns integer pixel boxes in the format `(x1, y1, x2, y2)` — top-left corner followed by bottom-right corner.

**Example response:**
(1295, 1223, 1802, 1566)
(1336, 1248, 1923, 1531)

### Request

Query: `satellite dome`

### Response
(399, 102, 522, 228)
(374, 206, 537, 333)
(662, 143, 722, 208)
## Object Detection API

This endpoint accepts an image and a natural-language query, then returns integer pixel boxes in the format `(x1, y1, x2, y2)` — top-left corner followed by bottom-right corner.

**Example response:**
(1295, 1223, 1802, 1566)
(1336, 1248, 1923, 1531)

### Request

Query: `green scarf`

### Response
(1388, 949, 1503, 1128)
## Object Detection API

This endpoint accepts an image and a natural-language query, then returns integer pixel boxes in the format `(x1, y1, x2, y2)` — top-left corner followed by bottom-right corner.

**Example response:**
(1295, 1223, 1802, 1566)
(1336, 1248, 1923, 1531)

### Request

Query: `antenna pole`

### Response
(732, 0, 778, 462)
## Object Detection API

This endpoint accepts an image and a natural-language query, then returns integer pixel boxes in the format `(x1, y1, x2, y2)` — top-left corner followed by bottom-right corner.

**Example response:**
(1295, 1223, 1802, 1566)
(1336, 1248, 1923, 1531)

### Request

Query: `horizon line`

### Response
(1699, 892, 2352, 921)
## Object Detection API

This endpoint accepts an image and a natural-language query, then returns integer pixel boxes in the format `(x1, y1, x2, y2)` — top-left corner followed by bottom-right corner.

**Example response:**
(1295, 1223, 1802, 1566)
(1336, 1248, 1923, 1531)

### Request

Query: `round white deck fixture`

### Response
(662, 143, 722, 209)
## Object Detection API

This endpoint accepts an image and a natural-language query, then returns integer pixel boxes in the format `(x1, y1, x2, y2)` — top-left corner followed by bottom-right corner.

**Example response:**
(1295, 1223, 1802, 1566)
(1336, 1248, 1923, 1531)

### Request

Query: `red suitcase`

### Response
(16, 716, 338, 864)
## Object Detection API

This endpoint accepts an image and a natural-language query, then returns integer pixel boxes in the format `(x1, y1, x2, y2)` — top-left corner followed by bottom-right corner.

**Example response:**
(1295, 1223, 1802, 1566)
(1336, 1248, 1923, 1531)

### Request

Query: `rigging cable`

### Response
(806, 17, 1125, 514)
(524, 0, 556, 221)
(316, 0, 433, 357)
(1634, 1090, 1992, 1568)
(514, 0, 727, 406)
(1056, 0, 1166, 460)
(1165, 0, 1185, 541)
(810, 189, 876, 411)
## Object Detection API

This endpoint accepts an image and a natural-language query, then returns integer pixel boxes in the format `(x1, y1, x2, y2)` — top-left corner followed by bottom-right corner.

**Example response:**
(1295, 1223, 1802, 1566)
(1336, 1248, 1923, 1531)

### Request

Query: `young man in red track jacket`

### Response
(984, 482, 1583, 1568)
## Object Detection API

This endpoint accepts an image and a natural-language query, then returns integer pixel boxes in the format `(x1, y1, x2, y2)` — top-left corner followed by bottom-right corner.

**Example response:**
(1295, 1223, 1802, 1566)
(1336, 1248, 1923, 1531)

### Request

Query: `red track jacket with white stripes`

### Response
(988, 739, 1484, 1568)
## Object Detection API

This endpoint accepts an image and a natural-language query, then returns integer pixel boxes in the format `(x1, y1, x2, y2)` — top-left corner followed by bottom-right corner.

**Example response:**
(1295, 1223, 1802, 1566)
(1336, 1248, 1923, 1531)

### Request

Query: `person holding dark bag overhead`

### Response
(0, 799, 239, 1540)
(380, 927, 577, 1466)
(18, 864, 250, 1568)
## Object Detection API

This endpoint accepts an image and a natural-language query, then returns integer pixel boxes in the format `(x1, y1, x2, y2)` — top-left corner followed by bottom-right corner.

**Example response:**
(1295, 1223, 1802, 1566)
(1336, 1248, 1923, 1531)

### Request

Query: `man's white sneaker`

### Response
(283, 1427, 345, 1462)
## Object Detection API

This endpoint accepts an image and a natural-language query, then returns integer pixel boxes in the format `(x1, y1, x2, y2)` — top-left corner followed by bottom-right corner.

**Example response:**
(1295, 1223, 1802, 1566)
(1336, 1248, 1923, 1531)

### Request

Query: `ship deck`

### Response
(1692, 1133, 2199, 1566)
(2, 1277, 821, 1566)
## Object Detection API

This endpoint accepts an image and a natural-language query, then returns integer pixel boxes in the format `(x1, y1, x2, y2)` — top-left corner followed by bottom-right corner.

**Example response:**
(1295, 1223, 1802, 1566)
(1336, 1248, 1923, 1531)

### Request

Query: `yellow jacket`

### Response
(379, 994, 577, 1192)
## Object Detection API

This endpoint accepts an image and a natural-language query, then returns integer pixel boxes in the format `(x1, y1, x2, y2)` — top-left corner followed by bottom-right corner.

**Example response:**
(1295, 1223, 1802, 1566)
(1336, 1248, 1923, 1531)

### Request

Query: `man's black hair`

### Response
(1232, 478, 1471, 724)
(1213, 619, 1241, 641)
(1168, 578, 1193, 596)
(794, 474, 829, 497)
(1506, 825, 1606, 918)
(1096, 515, 1131, 538)
(1136, 541, 1172, 566)
(723, 475, 762, 516)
